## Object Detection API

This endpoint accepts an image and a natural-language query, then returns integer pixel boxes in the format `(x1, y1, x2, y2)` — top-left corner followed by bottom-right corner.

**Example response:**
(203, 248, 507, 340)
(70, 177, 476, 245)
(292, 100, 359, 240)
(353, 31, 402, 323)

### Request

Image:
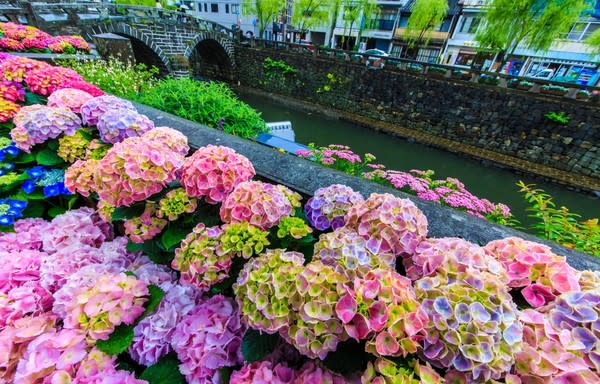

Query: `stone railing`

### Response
(13, 1, 234, 38)
(247, 38, 600, 103)
(135, 101, 600, 271)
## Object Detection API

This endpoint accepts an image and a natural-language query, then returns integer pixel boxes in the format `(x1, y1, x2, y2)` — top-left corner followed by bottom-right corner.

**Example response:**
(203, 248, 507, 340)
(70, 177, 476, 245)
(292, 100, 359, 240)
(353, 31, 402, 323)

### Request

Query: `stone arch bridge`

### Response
(7, 1, 237, 79)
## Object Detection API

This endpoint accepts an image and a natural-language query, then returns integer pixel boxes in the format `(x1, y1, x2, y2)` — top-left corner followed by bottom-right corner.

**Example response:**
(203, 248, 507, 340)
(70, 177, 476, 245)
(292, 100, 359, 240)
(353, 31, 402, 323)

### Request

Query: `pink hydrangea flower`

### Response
(39, 244, 105, 293)
(124, 203, 168, 243)
(41, 207, 113, 253)
(24, 66, 83, 96)
(294, 361, 347, 384)
(345, 193, 428, 256)
(0, 80, 25, 102)
(92, 136, 185, 207)
(73, 348, 148, 383)
(63, 272, 148, 340)
(80, 95, 136, 126)
(0, 56, 48, 83)
(220, 181, 293, 229)
(129, 284, 199, 366)
(336, 269, 428, 358)
(406, 237, 507, 282)
(180, 145, 255, 204)
(0, 249, 46, 293)
(14, 328, 88, 382)
(0, 282, 53, 328)
(142, 127, 189, 156)
(0, 313, 56, 383)
(10, 105, 81, 152)
(128, 256, 176, 289)
(57, 79, 105, 97)
(97, 109, 155, 144)
(484, 237, 581, 307)
(171, 295, 245, 383)
(172, 224, 229, 291)
(304, 184, 364, 231)
(230, 360, 297, 384)
(64, 159, 98, 197)
(47, 88, 94, 114)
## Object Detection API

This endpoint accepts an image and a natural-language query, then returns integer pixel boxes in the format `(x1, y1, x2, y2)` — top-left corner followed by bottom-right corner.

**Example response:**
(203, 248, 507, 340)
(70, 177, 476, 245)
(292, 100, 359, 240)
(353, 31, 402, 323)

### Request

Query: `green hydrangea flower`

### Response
(276, 216, 312, 240)
(57, 130, 91, 163)
(219, 221, 270, 259)
(157, 187, 197, 221)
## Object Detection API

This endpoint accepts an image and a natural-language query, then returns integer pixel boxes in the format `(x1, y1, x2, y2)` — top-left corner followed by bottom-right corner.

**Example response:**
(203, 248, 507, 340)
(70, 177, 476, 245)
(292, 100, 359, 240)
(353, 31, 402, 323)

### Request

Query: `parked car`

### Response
(363, 49, 388, 69)
(290, 40, 314, 53)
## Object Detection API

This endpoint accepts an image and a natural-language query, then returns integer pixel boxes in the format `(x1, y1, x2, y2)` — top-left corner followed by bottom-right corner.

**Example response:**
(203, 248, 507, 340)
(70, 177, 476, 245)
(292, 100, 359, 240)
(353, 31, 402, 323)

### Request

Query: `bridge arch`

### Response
(87, 23, 172, 76)
(185, 32, 236, 81)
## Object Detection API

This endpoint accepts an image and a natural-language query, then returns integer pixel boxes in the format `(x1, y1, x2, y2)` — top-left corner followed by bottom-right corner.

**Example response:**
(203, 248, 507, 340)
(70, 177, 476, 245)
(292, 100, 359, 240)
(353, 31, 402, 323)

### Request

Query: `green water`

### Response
(238, 94, 600, 227)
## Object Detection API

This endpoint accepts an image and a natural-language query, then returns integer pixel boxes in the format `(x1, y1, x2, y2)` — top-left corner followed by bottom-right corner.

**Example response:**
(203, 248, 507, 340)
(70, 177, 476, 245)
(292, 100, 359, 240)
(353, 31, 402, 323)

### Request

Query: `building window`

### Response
(231, 4, 240, 14)
(416, 48, 440, 63)
(204, 3, 207, 12)
(211, 3, 218, 13)
(390, 44, 402, 58)
(197, 3, 201, 12)
(225, 4, 229, 13)
(459, 16, 480, 33)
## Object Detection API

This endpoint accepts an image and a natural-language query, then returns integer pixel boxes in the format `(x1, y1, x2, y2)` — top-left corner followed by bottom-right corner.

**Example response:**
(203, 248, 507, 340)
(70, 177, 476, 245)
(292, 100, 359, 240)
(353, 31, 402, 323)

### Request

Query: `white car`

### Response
(363, 49, 388, 69)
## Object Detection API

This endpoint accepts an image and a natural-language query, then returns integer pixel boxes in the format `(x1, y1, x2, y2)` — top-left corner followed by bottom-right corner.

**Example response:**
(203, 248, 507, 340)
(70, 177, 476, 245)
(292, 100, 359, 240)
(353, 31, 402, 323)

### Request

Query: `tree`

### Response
(326, 0, 342, 47)
(242, 0, 285, 38)
(405, 0, 448, 58)
(476, 0, 590, 72)
(340, 0, 378, 50)
(292, 0, 330, 35)
(585, 28, 600, 54)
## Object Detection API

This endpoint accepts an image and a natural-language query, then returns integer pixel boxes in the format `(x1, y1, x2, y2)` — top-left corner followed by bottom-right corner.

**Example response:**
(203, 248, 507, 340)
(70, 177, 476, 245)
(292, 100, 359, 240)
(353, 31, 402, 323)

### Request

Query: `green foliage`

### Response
(292, 0, 331, 31)
(242, 0, 284, 37)
(544, 111, 570, 125)
(263, 57, 297, 77)
(140, 354, 185, 384)
(427, 66, 447, 75)
(96, 324, 135, 356)
(540, 84, 568, 95)
(35, 148, 64, 166)
(140, 285, 166, 319)
(115, 0, 173, 8)
(478, 74, 500, 85)
(476, 0, 590, 68)
(586, 27, 600, 54)
(59, 59, 158, 99)
(316, 72, 344, 93)
(134, 78, 268, 139)
(518, 181, 600, 256)
(341, 0, 378, 50)
(160, 225, 188, 250)
(241, 329, 281, 362)
(405, 0, 448, 48)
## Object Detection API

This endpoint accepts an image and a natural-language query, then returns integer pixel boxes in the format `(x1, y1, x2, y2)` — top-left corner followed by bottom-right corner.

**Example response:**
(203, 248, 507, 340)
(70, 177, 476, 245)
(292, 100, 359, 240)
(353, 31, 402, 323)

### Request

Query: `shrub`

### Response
(478, 74, 499, 85)
(544, 111, 570, 125)
(134, 78, 267, 139)
(58, 58, 158, 99)
(427, 66, 447, 75)
(540, 84, 568, 95)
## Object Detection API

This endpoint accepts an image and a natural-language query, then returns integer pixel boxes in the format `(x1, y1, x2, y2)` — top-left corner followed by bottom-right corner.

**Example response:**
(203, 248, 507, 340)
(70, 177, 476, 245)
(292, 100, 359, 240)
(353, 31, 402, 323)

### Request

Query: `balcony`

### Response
(367, 18, 395, 31)
(394, 28, 449, 43)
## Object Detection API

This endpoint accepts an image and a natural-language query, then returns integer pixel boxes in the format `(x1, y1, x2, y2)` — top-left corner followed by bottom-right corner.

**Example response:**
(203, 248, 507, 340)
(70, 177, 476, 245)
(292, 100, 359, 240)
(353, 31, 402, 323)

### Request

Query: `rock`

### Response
(562, 137, 573, 145)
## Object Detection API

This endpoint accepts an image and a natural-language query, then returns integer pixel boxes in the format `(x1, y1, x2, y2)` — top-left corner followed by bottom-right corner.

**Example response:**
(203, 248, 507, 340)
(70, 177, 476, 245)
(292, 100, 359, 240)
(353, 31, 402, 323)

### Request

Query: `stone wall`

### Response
(235, 47, 600, 182)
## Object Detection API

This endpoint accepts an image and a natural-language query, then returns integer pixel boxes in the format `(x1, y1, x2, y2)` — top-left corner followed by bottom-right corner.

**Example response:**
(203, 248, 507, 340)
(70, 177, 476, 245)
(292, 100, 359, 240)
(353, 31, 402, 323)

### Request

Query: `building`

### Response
(443, 0, 600, 85)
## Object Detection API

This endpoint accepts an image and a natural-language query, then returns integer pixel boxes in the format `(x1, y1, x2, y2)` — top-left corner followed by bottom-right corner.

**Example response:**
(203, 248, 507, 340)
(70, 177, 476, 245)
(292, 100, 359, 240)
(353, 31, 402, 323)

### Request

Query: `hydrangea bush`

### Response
(0, 49, 597, 384)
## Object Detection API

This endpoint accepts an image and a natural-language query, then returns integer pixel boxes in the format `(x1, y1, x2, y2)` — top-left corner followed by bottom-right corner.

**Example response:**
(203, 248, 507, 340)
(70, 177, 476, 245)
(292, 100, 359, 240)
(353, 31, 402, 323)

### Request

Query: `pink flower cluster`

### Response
(24, 66, 84, 96)
(484, 237, 581, 307)
(0, 80, 24, 102)
(172, 224, 229, 290)
(143, 126, 189, 156)
(10, 104, 81, 151)
(336, 269, 428, 357)
(180, 145, 255, 204)
(220, 181, 294, 229)
(0, 22, 90, 54)
(171, 295, 246, 383)
(516, 291, 600, 383)
(80, 95, 136, 126)
(47, 87, 94, 114)
(124, 203, 168, 243)
(70, 133, 185, 207)
(345, 193, 428, 256)
(63, 272, 148, 340)
(97, 108, 155, 144)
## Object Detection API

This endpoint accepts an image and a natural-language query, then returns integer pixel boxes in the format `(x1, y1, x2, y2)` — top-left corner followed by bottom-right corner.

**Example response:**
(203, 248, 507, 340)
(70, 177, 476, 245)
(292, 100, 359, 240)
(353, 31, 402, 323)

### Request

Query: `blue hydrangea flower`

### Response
(0, 199, 27, 226)
(43, 184, 61, 197)
(1, 162, 14, 171)
(21, 180, 36, 194)
(26, 166, 46, 180)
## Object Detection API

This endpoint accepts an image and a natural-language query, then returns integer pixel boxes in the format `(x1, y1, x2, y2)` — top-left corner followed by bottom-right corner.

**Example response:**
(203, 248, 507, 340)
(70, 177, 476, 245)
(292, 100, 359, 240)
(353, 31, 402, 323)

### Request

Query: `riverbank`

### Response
(235, 85, 600, 194)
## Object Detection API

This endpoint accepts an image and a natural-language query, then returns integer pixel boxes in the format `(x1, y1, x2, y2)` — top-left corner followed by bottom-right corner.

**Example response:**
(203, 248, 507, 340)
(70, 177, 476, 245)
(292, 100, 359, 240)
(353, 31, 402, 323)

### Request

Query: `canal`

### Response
(238, 93, 600, 227)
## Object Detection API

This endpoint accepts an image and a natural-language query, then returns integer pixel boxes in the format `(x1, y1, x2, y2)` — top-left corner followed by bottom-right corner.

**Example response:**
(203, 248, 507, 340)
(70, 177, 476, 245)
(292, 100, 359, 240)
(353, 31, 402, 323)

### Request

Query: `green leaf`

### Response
(96, 324, 134, 356)
(111, 204, 146, 221)
(24, 91, 47, 106)
(140, 353, 185, 384)
(323, 339, 371, 375)
(21, 202, 44, 218)
(161, 226, 188, 250)
(126, 240, 144, 252)
(13, 152, 35, 164)
(47, 140, 59, 151)
(241, 329, 280, 363)
(48, 206, 66, 218)
(67, 196, 78, 210)
(140, 285, 165, 320)
(36, 149, 64, 166)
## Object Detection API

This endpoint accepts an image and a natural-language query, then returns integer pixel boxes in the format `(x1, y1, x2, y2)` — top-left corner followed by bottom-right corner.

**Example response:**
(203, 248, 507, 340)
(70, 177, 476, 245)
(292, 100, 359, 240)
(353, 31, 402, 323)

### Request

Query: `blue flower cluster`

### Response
(22, 166, 71, 197)
(0, 198, 27, 225)
(0, 139, 19, 176)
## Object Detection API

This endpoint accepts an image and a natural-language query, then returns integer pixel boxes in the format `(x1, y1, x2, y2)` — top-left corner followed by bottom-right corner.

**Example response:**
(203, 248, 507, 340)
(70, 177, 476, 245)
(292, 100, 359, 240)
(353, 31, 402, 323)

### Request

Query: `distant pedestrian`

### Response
(155, 0, 163, 18)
